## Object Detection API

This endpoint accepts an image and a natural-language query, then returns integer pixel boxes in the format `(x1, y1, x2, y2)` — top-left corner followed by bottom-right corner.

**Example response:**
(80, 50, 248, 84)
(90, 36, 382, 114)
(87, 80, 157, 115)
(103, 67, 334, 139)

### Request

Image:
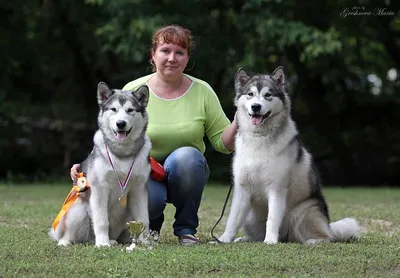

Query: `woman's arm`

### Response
(221, 115, 238, 151)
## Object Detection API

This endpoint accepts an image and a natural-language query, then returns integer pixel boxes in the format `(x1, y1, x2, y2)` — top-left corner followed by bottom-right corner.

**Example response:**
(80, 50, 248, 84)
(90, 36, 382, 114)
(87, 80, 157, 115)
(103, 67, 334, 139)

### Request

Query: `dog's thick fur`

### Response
(49, 83, 151, 247)
(219, 67, 360, 244)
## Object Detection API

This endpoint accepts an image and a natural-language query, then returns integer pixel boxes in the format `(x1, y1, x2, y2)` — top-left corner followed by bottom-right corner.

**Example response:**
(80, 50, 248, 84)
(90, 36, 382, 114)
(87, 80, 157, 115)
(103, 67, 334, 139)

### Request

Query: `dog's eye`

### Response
(126, 108, 134, 113)
(265, 93, 272, 98)
(110, 108, 117, 112)
(247, 92, 254, 97)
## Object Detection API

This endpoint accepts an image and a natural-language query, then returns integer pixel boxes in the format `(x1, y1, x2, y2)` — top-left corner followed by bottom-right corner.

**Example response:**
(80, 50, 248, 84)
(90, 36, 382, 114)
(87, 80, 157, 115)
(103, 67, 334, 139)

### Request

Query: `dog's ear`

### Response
(271, 66, 285, 87)
(134, 85, 149, 108)
(235, 68, 252, 91)
(97, 82, 114, 105)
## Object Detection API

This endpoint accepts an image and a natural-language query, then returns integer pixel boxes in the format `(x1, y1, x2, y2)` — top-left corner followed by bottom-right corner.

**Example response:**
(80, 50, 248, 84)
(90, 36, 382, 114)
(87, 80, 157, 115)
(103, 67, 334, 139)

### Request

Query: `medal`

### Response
(106, 145, 135, 208)
(119, 194, 127, 208)
(76, 175, 89, 192)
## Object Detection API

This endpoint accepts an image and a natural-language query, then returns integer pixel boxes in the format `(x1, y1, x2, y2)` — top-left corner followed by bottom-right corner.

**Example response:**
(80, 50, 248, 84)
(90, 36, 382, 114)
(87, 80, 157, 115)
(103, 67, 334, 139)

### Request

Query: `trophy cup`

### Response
(126, 221, 145, 252)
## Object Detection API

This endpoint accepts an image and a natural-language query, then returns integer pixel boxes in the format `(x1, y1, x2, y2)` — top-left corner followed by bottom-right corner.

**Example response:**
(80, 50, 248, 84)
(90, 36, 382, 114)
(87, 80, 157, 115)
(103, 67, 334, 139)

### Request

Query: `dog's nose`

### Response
(116, 120, 126, 129)
(251, 103, 261, 112)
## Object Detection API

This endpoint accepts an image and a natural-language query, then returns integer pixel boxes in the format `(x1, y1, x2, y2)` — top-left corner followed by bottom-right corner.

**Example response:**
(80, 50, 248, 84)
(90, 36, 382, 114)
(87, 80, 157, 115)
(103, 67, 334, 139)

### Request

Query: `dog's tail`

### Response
(329, 218, 361, 242)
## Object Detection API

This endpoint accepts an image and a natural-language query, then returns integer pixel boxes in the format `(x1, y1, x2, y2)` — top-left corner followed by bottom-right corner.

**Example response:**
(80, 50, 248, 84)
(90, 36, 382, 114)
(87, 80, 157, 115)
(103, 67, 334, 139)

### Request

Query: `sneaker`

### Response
(178, 234, 200, 245)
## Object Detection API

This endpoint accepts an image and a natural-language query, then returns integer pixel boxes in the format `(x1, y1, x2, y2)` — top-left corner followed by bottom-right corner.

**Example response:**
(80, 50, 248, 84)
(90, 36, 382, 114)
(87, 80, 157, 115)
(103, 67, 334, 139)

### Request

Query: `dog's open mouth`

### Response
(248, 111, 271, 125)
(113, 128, 132, 141)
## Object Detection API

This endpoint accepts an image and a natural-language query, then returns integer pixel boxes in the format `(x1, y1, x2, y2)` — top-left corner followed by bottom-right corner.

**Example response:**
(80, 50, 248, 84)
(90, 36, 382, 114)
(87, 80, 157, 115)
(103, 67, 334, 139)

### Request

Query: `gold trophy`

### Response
(126, 221, 145, 251)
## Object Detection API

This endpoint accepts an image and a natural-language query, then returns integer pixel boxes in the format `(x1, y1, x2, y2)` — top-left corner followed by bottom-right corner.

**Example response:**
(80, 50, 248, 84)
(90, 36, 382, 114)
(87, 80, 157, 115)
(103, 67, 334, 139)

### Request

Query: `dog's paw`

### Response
(234, 236, 250, 243)
(304, 238, 330, 245)
(110, 240, 118, 246)
(96, 242, 111, 247)
(57, 239, 71, 247)
(218, 233, 235, 243)
(95, 234, 112, 247)
(263, 239, 278, 244)
(264, 237, 279, 244)
(95, 239, 111, 247)
(264, 233, 279, 244)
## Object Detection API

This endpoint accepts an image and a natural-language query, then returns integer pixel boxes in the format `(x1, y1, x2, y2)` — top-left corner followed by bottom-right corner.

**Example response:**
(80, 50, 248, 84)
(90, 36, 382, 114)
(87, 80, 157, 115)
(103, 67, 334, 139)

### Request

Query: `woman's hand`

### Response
(70, 164, 81, 181)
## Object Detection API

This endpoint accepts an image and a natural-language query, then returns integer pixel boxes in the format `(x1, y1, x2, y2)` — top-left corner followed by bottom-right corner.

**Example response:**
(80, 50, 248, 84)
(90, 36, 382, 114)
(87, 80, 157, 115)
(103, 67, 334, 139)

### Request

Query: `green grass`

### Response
(0, 184, 399, 277)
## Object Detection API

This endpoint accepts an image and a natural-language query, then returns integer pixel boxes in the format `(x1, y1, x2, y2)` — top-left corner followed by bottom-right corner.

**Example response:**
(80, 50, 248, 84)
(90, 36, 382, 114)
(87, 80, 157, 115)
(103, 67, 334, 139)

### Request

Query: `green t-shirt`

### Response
(123, 73, 231, 162)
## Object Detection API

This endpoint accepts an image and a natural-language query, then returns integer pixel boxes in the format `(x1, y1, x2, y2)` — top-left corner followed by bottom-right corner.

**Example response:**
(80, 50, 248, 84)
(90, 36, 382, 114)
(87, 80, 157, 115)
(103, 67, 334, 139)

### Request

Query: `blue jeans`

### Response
(147, 147, 210, 237)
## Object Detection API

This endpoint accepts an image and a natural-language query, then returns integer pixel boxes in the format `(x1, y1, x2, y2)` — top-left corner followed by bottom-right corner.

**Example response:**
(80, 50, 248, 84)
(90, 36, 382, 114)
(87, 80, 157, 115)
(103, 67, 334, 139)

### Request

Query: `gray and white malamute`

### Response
(50, 82, 151, 247)
(219, 67, 360, 244)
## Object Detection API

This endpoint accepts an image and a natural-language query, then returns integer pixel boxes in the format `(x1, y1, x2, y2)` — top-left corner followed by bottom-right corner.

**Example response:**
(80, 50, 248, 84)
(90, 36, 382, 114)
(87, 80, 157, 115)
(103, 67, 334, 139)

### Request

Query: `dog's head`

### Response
(234, 67, 289, 126)
(97, 82, 149, 142)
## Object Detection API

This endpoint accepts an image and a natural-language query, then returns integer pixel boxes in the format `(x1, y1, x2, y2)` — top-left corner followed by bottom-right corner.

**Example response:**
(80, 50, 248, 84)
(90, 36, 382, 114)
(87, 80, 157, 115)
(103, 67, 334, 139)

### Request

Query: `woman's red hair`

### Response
(149, 25, 195, 71)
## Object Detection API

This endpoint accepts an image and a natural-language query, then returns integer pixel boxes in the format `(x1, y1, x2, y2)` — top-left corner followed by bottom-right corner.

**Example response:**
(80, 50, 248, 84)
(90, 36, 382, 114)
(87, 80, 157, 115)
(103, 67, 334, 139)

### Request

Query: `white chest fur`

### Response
(92, 131, 141, 188)
(233, 133, 293, 196)
(94, 152, 139, 194)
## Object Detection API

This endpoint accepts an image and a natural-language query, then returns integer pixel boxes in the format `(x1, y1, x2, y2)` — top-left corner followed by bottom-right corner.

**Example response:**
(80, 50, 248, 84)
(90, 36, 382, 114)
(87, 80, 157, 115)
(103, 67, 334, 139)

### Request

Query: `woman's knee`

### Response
(164, 147, 210, 195)
(165, 147, 208, 174)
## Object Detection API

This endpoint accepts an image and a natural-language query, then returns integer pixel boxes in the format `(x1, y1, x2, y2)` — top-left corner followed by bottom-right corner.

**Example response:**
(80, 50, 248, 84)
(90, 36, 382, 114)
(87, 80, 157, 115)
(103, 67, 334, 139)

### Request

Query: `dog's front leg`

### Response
(129, 139, 151, 242)
(90, 187, 111, 247)
(219, 184, 251, 243)
(264, 189, 287, 244)
(128, 183, 150, 243)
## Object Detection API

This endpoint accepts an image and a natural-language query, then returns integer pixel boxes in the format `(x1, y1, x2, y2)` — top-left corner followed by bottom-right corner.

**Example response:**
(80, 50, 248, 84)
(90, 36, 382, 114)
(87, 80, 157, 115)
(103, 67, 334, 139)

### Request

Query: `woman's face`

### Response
(152, 42, 189, 79)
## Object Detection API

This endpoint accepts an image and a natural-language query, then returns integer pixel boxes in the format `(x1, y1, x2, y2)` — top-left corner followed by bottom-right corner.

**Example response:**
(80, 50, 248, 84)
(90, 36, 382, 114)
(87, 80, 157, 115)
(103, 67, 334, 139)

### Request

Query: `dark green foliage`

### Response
(0, 0, 399, 184)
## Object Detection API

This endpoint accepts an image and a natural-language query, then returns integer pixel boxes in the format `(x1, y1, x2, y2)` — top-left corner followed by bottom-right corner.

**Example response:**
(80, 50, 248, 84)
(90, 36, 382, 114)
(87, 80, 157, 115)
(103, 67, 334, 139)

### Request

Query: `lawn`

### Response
(0, 183, 399, 277)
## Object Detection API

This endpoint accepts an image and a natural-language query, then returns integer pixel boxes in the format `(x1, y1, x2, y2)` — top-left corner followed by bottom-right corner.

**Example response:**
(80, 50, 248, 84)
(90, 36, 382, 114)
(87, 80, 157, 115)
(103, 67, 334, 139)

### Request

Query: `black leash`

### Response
(210, 183, 234, 243)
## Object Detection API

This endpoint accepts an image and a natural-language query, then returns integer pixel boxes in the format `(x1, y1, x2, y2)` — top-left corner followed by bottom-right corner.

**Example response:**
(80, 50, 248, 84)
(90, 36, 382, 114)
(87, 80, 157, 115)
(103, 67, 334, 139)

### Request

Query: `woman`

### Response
(71, 25, 238, 245)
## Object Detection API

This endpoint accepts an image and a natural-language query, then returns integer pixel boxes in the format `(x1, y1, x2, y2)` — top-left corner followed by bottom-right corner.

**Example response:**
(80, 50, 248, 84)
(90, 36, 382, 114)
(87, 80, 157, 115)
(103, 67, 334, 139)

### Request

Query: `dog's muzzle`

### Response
(248, 111, 271, 125)
(113, 120, 132, 141)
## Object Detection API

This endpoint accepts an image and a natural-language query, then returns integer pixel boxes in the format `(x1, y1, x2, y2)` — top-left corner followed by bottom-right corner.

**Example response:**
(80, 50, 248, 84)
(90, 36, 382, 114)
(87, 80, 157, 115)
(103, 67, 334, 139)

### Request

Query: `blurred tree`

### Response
(0, 0, 108, 179)
(0, 0, 399, 185)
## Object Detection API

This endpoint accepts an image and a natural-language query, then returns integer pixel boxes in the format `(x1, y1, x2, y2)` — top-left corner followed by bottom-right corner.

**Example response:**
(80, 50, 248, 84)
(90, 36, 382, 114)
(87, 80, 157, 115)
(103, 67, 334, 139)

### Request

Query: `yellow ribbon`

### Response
(52, 173, 90, 231)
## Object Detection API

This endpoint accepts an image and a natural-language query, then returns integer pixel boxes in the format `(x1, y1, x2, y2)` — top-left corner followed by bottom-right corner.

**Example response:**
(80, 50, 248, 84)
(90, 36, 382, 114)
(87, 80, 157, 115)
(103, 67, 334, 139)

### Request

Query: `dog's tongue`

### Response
(251, 115, 263, 125)
(116, 131, 127, 140)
